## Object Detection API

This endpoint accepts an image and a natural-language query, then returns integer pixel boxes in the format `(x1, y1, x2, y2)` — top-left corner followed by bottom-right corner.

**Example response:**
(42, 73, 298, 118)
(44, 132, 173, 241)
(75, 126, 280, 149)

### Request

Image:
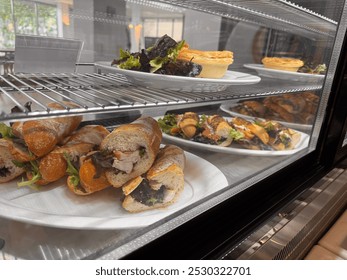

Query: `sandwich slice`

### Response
(18, 125, 110, 187)
(122, 145, 186, 213)
(100, 116, 162, 188)
(21, 101, 83, 157)
(0, 139, 25, 183)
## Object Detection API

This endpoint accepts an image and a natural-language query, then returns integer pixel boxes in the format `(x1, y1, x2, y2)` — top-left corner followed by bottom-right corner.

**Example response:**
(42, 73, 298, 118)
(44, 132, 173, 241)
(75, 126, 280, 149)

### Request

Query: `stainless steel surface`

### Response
(0, 71, 322, 122)
(156, 0, 338, 38)
(221, 168, 347, 260)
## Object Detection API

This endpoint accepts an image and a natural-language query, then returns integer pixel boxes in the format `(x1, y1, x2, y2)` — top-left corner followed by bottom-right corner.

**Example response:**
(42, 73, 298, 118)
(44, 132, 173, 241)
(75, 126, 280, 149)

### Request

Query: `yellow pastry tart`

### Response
(261, 57, 304, 72)
(178, 48, 233, 78)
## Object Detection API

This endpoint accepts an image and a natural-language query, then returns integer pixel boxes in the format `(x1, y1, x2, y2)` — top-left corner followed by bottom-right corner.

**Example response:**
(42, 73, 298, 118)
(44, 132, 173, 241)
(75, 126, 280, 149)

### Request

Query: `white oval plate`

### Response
(156, 116, 310, 156)
(220, 102, 313, 131)
(243, 64, 325, 82)
(0, 150, 228, 230)
(95, 61, 261, 92)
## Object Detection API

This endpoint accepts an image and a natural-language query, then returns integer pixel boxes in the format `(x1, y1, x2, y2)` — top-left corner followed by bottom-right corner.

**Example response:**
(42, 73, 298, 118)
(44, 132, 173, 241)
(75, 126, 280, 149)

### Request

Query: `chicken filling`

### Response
(90, 147, 146, 177)
(112, 150, 142, 174)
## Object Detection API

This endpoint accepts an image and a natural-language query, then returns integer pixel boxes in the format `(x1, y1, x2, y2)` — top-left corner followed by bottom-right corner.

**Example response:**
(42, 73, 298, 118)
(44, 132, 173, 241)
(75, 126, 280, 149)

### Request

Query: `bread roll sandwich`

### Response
(301, 91, 320, 115)
(100, 116, 162, 188)
(236, 100, 267, 117)
(11, 122, 24, 139)
(122, 145, 186, 213)
(178, 46, 233, 78)
(263, 97, 295, 123)
(270, 94, 306, 114)
(0, 121, 37, 163)
(0, 139, 25, 183)
(20, 125, 109, 187)
(21, 101, 83, 157)
(261, 57, 304, 72)
(7, 139, 37, 162)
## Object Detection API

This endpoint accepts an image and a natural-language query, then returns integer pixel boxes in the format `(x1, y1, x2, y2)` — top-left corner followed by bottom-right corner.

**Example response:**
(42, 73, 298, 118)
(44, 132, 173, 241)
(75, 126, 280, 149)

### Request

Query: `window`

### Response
(37, 3, 58, 36)
(143, 17, 183, 42)
(0, 0, 58, 49)
(0, 0, 15, 48)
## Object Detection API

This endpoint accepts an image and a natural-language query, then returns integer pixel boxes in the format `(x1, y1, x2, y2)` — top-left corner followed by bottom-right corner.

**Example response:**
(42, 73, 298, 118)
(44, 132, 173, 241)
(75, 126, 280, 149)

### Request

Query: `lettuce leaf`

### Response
(64, 153, 80, 188)
(149, 40, 185, 73)
(0, 123, 14, 138)
(17, 160, 41, 188)
(229, 128, 244, 141)
(157, 114, 178, 134)
(118, 54, 141, 70)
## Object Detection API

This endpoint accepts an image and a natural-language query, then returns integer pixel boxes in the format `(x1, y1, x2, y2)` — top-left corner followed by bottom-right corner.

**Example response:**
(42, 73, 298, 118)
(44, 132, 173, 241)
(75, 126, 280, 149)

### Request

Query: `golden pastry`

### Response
(261, 57, 304, 72)
(178, 47, 233, 78)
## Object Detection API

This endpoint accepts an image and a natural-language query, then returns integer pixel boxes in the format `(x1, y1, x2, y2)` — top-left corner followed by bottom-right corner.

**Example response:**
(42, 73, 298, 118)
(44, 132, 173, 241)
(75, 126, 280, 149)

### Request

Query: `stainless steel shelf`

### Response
(0, 72, 323, 122)
(154, 0, 338, 38)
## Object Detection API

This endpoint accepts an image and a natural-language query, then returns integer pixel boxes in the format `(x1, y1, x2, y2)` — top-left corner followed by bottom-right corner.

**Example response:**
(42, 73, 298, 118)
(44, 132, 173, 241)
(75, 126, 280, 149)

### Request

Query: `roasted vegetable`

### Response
(158, 114, 244, 146)
(78, 159, 110, 192)
(157, 113, 300, 151)
(298, 63, 326, 74)
(179, 112, 199, 139)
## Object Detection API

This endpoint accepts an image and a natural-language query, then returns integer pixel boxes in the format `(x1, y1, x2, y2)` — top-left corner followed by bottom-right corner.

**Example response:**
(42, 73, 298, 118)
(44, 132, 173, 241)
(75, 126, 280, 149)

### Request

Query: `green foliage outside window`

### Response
(0, 0, 15, 48)
(37, 3, 58, 36)
(0, 0, 58, 49)
(14, 0, 37, 35)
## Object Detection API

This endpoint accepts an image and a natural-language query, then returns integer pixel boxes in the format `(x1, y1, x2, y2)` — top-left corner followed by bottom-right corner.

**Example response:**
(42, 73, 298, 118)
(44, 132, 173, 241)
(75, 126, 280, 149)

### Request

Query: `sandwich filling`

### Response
(0, 166, 11, 178)
(129, 179, 165, 206)
(88, 147, 146, 176)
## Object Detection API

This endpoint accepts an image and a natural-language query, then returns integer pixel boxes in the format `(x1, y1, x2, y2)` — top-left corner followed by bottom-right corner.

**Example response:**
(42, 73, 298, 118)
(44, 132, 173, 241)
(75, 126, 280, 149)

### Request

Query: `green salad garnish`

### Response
(157, 114, 178, 134)
(0, 123, 14, 138)
(64, 153, 80, 188)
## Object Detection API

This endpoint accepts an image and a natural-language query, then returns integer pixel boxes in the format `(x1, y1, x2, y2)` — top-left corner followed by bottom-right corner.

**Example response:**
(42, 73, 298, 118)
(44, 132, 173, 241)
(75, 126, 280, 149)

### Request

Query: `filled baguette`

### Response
(7, 137, 37, 162)
(21, 101, 83, 157)
(100, 116, 162, 188)
(22, 125, 109, 186)
(0, 139, 25, 183)
(122, 145, 186, 213)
